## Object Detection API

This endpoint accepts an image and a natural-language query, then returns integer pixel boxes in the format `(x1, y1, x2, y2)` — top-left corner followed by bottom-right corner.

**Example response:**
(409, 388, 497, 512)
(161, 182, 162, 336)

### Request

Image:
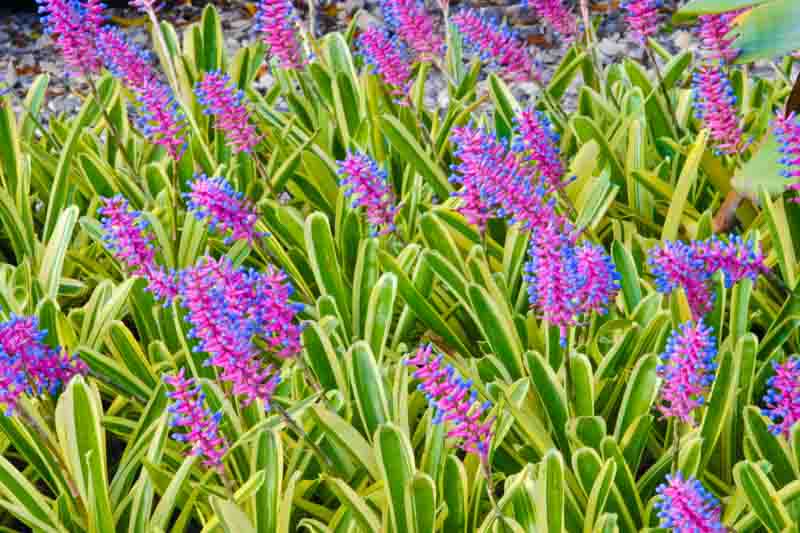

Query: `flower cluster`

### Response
(0, 314, 87, 415)
(97, 27, 188, 159)
(405, 344, 493, 461)
(37, 0, 105, 77)
(697, 12, 741, 63)
(621, 0, 662, 45)
(656, 319, 717, 424)
(692, 65, 745, 155)
(524, 0, 576, 39)
(648, 237, 766, 318)
(449, 126, 557, 232)
(451, 10, 535, 82)
(513, 108, 568, 190)
(164, 369, 228, 473)
(337, 152, 398, 236)
(380, 0, 444, 59)
(762, 357, 800, 438)
(178, 256, 303, 409)
(655, 473, 725, 532)
(98, 195, 177, 302)
(525, 226, 620, 344)
(357, 27, 412, 97)
(255, 0, 304, 69)
(774, 112, 800, 200)
(185, 174, 262, 244)
(195, 71, 261, 153)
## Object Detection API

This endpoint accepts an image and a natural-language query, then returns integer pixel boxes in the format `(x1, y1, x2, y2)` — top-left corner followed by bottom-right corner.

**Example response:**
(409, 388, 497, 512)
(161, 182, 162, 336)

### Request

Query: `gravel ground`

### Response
(0, 0, 785, 118)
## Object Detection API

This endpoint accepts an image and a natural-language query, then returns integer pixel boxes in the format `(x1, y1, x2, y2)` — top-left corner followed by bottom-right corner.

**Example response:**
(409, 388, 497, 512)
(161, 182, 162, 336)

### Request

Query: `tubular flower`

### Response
(524, 0, 577, 39)
(656, 319, 717, 424)
(773, 112, 800, 200)
(178, 256, 303, 408)
(655, 473, 725, 532)
(692, 65, 745, 155)
(451, 10, 535, 82)
(449, 126, 557, 232)
(405, 344, 494, 462)
(337, 152, 398, 236)
(357, 27, 412, 96)
(0, 314, 87, 415)
(514, 108, 568, 189)
(574, 242, 622, 317)
(621, 0, 661, 45)
(648, 237, 767, 319)
(164, 369, 228, 473)
(762, 357, 800, 438)
(697, 12, 740, 63)
(98, 195, 178, 302)
(184, 174, 261, 244)
(380, 0, 444, 59)
(37, 0, 105, 77)
(255, 0, 304, 69)
(97, 28, 188, 159)
(195, 71, 261, 153)
(649, 240, 714, 318)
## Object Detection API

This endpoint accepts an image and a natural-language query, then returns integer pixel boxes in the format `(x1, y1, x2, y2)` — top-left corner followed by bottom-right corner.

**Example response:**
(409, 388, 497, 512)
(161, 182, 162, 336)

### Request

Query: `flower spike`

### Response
(357, 27, 412, 98)
(621, 0, 662, 45)
(255, 0, 305, 69)
(405, 344, 494, 462)
(654, 473, 725, 532)
(692, 65, 745, 155)
(762, 357, 800, 438)
(524, 0, 577, 39)
(195, 71, 261, 153)
(513, 108, 569, 189)
(164, 369, 229, 473)
(380, 0, 444, 59)
(774, 112, 800, 201)
(656, 319, 717, 424)
(337, 152, 398, 236)
(697, 12, 741, 63)
(37, 0, 105, 77)
(184, 174, 262, 244)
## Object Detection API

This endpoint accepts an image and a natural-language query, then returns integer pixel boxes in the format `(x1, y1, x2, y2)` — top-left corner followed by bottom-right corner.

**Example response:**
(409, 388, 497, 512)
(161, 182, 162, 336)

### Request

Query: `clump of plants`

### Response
(1, 0, 800, 530)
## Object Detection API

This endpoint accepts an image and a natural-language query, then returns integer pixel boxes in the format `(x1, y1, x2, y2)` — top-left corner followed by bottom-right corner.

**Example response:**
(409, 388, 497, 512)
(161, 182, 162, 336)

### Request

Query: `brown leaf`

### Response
(786, 71, 800, 118)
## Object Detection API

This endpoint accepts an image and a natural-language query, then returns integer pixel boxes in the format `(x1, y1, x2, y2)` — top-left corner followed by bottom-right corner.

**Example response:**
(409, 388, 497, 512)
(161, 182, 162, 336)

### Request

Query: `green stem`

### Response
(86, 76, 138, 177)
(274, 403, 336, 473)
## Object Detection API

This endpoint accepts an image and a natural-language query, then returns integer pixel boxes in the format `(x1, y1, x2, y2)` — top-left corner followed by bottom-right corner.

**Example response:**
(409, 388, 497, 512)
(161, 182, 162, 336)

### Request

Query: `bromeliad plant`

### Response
(1, 0, 800, 531)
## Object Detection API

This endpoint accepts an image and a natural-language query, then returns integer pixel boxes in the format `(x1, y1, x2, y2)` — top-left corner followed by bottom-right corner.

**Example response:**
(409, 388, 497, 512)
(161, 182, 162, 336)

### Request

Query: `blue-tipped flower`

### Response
(656, 319, 717, 424)
(513, 108, 569, 189)
(451, 9, 535, 82)
(195, 71, 261, 153)
(405, 344, 494, 462)
(380, 0, 444, 59)
(0, 314, 87, 415)
(164, 369, 228, 472)
(357, 27, 412, 98)
(654, 473, 725, 532)
(524, 0, 577, 39)
(774, 112, 800, 200)
(337, 152, 398, 236)
(37, 0, 105, 77)
(762, 357, 800, 438)
(692, 64, 745, 155)
(255, 0, 305, 69)
(184, 174, 262, 244)
(621, 0, 662, 45)
(98, 195, 177, 303)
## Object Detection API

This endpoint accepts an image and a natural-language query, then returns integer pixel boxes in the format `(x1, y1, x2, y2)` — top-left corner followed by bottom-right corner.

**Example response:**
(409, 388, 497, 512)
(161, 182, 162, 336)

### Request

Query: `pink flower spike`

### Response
(697, 12, 741, 63)
(255, 0, 305, 69)
(774, 112, 800, 200)
(98, 195, 178, 302)
(164, 369, 229, 473)
(692, 65, 745, 155)
(357, 27, 412, 97)
(380, 0, 444, 59)
(405, 345, 494, 462)
(451, 10, 536, 83)
(621, 0, 661, 45)
(195, 71, 261, 154)
(37, 0, 105, 77)
(656, 319, 717, 425)
(655, 473, 724, 532)
(524, 0, 577, 39)
(762, 357, 800, 438)
(337, 152, 398, 236)
(185, 174, 262, 244)
(514, 108, 569, 190)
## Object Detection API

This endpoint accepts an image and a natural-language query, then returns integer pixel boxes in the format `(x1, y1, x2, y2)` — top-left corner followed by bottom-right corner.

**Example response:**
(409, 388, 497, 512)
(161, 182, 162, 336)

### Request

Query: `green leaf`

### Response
(744, 406, 796, 487)
(526, 351, 569, 451)
(406, 473, 436, 533)
(732, 129, 784, 197)
(0, 455, 65, 533)
(348, 341, 391, 439)
(38, 206, 78, 299)
(375, 424, 416, 533)
(759, 189, 797, 289)
(535, 450, 565, 533)
(0, 95, 23, 191)
(311, 405, 381, 479)
(211, 498, 256, 533)
(699, 350, 739, 470)
(662, 130, 708, 241)
(364, 273, 397, 361)
(149, 456, 197, 531)
(677, 0, 772, 17)
(583, 460, 616, 533)
(468, 283, 524, 379)
(734, 0, 800, 64)
(612, 241, 642, 314)
(201, 4, 223, 71)
(734, 461, 792, 531)
(305, 212, 352, 336)
(442, 455, 468, 533)
(325, 477, 382, 532)
(613, 354, 658, 441)
(380, 115, 451, 199)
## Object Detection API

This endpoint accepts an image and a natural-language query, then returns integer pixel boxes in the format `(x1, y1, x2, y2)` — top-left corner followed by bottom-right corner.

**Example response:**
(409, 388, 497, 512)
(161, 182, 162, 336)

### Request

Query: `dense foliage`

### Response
(1, 0, 800, 531)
